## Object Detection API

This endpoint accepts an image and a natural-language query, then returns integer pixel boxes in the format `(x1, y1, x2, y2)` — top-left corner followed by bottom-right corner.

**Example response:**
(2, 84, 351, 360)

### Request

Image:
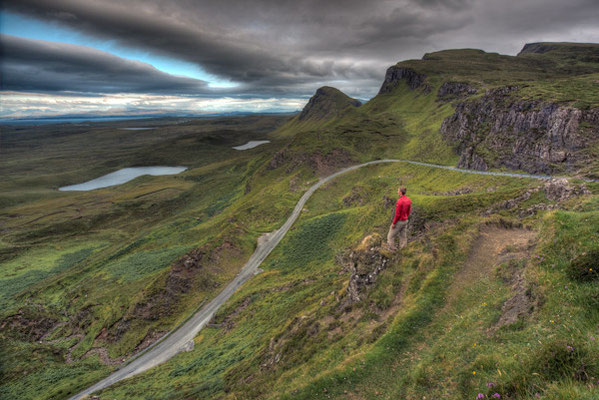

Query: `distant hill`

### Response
(518, 41, 599, 60)
(298, 86, 361, 122)
(272, 86, 362, 139)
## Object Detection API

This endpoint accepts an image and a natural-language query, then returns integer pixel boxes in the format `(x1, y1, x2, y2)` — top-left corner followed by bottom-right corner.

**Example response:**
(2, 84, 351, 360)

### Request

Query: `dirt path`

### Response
(445, 224, 537, 307)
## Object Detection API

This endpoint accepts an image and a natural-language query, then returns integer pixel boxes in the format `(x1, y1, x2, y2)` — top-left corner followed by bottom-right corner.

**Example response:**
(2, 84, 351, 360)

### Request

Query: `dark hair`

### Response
(400, 187, 407, 195)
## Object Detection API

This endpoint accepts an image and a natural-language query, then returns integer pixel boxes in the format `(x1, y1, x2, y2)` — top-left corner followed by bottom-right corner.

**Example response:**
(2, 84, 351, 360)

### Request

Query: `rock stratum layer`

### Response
(441, 87, 599, 175)
(365, 42, 599, 178)
(379, 66, 429, 94)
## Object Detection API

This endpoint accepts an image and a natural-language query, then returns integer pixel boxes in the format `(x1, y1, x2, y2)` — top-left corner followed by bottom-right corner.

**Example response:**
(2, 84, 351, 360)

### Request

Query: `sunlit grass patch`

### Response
(264, 212, 347, 273)
(104, 245, 193, 282)
(0, 242, 105, 307)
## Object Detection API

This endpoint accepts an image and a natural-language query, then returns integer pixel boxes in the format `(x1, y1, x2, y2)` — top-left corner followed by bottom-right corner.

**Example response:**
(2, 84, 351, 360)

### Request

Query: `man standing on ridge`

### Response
(387, 187, 411, 251)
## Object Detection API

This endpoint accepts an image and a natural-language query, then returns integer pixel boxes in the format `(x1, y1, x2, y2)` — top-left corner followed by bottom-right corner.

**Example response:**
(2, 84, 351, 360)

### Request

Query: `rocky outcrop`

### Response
(267, 148, 289, 170)
(441, 86, 599, 174)
(298, 86, 361, 121)
(437, 81, 477, 100)
(543, 178, 590, 202)
(0, 307, 58, 341)
(338, 234, 389, 304)
(484, 178, 590, 217)
(378, 66, 430, 94)
(308, 148, 354, 175)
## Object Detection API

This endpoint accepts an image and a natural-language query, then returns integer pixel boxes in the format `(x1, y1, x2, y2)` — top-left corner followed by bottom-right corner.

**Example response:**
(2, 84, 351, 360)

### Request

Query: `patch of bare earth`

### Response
(0, 308, 59, 341)
(493, 238, 542, 330)
(446, 224, 537, 307)
(438, 223, 541, 334)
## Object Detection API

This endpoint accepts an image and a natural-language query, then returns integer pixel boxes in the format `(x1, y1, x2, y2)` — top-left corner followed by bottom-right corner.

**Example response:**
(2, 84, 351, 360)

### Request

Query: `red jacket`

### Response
(392, 196, 411, 224)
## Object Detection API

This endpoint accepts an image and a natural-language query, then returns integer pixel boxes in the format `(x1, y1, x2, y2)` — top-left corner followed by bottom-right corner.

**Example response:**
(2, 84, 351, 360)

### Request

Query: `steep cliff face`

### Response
(441, 86, 599, 175)
(298, 86, 361, 121)
(378, 66, 430, 94)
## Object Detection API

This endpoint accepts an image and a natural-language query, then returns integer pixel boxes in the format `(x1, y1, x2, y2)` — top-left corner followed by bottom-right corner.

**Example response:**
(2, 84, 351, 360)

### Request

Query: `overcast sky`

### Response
(1, 0, 598, 118)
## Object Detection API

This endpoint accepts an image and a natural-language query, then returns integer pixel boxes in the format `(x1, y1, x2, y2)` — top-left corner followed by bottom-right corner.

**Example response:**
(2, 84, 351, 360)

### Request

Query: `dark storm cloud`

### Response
(2, 0, 599, 98)
(1, 0, 475, 97)
(0, 35, 213, 94)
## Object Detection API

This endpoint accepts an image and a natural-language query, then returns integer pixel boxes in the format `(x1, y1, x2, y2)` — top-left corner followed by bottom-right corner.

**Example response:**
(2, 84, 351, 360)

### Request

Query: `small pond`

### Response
(232, 140, 270, 150)
(59, 166, 187, 191)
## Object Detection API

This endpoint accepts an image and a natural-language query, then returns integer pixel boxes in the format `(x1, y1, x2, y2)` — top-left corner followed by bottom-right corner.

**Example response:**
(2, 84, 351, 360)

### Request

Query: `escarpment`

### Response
(378, 66, 430, 94)
(441, 87, 599, 175)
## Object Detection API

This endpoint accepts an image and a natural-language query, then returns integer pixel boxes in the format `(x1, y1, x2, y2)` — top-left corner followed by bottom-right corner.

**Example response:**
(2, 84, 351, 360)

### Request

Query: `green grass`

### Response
(279, 210, 599, 400)
(104, 245, 194, 282)
(0, 350, 111, 400)
(265, 212, 347, 273)
(0, 116, 297, 399)
(518, 73, 599, 108)
(95, 161, 560, 400)
(0, 242, 105, 306)
(93, 156, 599, 399)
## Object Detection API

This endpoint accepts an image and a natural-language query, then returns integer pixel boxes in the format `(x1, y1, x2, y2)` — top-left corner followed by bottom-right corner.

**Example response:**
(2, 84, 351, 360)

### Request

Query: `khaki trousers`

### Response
(387, 220, 408, 250)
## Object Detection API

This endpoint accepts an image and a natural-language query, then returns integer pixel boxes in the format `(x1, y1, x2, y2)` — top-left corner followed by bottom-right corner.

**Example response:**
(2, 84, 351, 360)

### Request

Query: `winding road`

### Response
(69, 159, 592, 399)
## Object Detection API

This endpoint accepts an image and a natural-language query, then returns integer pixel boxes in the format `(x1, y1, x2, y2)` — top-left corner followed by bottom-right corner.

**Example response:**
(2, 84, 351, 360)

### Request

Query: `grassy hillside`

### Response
(0, 116, 299, 399)
(97, 162, 599, 400)
(268, 43, 598, 179)
(1, 43, 598, 400)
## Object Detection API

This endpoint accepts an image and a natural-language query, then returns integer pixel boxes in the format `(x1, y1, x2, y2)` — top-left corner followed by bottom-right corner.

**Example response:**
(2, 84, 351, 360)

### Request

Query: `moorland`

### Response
(1, 42, 599, 400)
